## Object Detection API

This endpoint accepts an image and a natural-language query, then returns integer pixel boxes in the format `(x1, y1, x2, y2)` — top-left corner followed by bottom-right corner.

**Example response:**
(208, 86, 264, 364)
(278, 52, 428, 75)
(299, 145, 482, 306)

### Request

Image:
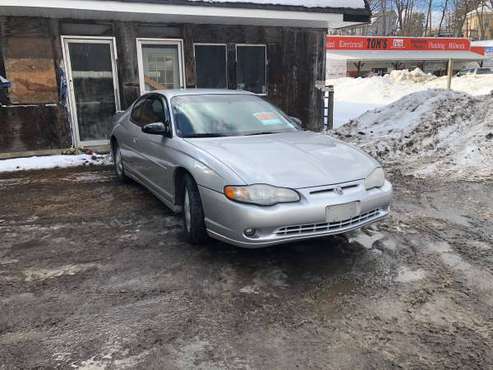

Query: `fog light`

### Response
(244, 228, 257, 237)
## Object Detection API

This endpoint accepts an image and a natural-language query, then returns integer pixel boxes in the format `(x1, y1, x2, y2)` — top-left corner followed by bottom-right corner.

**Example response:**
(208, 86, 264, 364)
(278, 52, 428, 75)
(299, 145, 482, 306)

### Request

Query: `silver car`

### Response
(110, 89, 392, 248)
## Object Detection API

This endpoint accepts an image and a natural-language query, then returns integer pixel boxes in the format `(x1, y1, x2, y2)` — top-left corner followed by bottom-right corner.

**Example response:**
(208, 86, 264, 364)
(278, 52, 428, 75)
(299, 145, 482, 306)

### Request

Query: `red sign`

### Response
(326, 36, 471, 52)
(471, 46, 485, 55)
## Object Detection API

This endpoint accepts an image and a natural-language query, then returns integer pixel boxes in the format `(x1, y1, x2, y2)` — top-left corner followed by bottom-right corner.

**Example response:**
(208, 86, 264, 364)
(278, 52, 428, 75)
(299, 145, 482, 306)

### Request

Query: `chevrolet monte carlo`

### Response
(110, 89, 392, 248)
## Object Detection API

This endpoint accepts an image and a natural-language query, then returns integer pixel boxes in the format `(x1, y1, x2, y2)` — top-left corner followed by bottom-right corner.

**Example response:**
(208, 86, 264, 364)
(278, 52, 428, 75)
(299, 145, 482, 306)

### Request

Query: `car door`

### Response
(136, 94, 174, 202)
(121, 96, 148, 175)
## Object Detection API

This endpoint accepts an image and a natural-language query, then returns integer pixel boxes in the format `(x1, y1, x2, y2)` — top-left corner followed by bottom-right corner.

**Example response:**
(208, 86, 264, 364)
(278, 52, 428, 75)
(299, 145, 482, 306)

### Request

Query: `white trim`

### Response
(0, 0, 348, 28)
(136, 38, 186, 95)
(235, 44, 268, 96)
(326, 50, 486, 61)
(193, 43, 228, 88)
(61, 35, 121, 147)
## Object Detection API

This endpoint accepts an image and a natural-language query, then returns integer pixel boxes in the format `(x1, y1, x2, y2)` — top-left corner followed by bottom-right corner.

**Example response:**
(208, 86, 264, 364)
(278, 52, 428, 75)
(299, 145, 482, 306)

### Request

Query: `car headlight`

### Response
(224, 184, 300, 206)
(365, 167, 385, 190)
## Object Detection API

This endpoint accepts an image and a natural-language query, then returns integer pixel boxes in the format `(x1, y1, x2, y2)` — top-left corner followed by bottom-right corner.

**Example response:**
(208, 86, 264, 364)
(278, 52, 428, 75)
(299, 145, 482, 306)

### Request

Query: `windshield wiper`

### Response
(246, 131, 277, 136)
(184, 133, 229, 138)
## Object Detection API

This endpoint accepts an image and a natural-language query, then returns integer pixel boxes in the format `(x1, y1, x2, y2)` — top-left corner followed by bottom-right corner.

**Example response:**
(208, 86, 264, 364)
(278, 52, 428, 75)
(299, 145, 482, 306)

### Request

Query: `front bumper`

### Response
(199, 180, 392, 248)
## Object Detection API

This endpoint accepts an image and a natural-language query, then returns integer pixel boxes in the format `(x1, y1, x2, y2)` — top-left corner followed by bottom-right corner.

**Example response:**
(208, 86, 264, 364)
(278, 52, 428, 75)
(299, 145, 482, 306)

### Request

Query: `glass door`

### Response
(62, 37, 120, 146)
(137, 39, 185, 94)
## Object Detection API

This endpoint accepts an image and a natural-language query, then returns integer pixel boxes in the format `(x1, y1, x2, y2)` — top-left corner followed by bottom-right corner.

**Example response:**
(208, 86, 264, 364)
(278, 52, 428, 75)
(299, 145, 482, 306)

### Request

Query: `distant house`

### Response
(463, 4, 493, 40)
(330, 11, 397, 36)
(0, 0, 371, 155)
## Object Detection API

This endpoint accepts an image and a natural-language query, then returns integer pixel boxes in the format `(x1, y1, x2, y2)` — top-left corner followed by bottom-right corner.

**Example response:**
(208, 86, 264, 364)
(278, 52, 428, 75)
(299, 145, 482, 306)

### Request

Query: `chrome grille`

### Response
(275, 209, 381, 236)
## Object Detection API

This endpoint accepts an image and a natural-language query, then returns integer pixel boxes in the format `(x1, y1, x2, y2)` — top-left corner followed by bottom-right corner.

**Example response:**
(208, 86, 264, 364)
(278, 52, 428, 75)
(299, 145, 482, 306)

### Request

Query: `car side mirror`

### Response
(289, 116, 302, 127)
(142, 121, 171, 137)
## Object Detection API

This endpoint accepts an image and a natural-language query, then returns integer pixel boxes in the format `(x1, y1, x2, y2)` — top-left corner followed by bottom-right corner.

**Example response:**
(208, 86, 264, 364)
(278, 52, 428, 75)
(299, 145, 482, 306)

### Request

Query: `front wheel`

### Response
(113, 142, 128, 182)
(182, 175, 208, 244)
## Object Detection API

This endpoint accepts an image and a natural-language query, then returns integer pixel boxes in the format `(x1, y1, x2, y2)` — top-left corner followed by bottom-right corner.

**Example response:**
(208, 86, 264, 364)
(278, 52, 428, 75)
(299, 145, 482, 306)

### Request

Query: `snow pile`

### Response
(328, 72, 493, 127)
(389, 68, 437, 83)
(0, 154, 111, 173)
(335, 89, 493, 180)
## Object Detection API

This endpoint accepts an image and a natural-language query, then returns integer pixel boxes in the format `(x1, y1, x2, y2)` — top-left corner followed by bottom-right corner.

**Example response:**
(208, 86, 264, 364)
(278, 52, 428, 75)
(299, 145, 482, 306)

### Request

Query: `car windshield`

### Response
(171, 94, 299, 138)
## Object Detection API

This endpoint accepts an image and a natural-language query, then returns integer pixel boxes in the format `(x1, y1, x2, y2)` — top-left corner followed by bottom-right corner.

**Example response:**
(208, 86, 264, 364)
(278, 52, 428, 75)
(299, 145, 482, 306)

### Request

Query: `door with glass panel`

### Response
(62, 36, 120, 146)
(137, 39, 185, 94)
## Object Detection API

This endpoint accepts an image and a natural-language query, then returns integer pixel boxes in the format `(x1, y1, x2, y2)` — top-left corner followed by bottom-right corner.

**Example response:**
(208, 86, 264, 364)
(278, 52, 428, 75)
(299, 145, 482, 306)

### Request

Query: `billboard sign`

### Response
(326, 36, 471, 52)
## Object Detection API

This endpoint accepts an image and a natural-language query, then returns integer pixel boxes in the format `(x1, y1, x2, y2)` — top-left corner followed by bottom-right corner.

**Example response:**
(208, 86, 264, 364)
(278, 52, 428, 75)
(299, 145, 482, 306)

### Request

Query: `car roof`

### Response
(151, 89, 256, 99)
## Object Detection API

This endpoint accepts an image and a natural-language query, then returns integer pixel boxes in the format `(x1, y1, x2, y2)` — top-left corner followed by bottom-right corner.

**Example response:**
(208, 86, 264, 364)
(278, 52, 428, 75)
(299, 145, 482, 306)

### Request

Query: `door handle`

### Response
(132, 137, 138, 144)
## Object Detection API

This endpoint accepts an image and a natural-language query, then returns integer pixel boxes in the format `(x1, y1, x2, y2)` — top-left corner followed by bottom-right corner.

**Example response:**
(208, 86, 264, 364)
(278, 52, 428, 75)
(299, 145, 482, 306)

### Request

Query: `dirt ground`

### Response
(0, 165, 492, 369)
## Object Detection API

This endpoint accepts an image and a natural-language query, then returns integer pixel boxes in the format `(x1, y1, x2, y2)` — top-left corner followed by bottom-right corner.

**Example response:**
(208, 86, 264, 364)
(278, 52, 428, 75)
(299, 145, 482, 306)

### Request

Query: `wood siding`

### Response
(0, 16, 325, 154)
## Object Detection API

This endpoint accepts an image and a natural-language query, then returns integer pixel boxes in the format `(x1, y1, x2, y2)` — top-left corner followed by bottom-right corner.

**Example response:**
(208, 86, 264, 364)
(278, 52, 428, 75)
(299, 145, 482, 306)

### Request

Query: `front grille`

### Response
(309, 184, 358, 195)
(275, 209, 382, 236)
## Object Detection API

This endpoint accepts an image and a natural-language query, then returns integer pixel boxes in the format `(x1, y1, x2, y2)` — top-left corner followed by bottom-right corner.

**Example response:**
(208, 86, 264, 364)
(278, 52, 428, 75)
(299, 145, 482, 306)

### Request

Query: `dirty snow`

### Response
(329, 69, 493, 127)
(335, 89, 493, 180)
(0, 154, 111, 173)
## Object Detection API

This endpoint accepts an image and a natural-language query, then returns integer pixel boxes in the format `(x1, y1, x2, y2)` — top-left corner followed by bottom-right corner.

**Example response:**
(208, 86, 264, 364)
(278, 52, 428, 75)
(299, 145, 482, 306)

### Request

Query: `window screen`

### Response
(194, 44, 227, 89)
(236, 45, 267, 95)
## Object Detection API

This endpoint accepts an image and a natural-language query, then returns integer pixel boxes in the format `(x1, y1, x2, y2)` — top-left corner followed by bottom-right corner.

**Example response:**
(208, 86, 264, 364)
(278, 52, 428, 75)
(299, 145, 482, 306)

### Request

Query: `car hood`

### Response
(185, 131, 379, 189)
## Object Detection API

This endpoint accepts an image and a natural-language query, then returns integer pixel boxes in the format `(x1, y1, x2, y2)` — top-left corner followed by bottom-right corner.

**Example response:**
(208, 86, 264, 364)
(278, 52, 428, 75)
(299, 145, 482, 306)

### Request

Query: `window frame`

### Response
(235, 44, 268, 96)
(193, 43, 228, 89)
(136, 38, 186, 95)
(131, 94, 172, 135)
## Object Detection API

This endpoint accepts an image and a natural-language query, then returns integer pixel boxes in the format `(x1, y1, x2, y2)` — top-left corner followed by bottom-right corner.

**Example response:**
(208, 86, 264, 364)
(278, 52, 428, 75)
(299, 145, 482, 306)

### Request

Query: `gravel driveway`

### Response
(1, 166, 492, 369)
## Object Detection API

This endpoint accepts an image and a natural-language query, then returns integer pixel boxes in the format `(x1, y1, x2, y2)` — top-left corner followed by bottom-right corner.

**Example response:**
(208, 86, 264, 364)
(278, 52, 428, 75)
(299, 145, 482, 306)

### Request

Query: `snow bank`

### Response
(389, 68, 437, 83)
(0, 154, 111, 173)
(335, 89, 493, 180)
(329, 71, 493, 127)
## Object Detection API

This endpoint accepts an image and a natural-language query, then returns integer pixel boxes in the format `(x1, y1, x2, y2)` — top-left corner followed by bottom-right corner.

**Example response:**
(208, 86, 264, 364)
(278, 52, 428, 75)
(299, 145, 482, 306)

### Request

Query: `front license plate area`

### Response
(326, 202, 360, 223)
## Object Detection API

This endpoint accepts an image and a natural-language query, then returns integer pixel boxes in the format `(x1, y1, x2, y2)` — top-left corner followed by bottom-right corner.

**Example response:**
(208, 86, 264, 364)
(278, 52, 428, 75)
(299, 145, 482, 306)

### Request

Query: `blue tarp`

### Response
(0, 75, 11, 89)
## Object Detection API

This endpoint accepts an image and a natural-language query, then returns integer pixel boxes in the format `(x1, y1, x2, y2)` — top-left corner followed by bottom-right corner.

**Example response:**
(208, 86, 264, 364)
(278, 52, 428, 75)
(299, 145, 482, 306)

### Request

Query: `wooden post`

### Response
(447, 58, 454, 90)
(327, 85, 334, 130)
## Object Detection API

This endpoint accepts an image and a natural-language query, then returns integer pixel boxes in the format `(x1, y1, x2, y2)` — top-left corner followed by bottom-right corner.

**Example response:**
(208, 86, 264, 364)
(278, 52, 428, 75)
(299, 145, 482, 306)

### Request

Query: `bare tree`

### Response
(424, 0, 433, 35)
(438, 0, 449, 35)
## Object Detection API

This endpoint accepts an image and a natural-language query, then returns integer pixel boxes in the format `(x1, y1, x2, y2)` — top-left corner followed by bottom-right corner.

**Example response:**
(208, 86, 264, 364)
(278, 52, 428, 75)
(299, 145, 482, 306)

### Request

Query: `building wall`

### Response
(463, 10, 493, 40)
(330, 11, 398, 37)
(0, 17, 71, 154)
(0, 16, 325, 154)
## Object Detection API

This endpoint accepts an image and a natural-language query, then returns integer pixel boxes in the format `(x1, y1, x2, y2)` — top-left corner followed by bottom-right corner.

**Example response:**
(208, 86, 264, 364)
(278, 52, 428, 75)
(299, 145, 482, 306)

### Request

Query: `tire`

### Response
(112, 141, 128, 182)
(182, 175, 208, 244)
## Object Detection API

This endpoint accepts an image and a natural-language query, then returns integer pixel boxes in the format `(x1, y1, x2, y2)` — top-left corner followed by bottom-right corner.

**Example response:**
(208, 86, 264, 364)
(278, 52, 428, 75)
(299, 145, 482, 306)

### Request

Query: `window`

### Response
(236, 45, 267, 95)
(131, 95, 166, 127)
(131, 96, 147, 126)
(137, 39, 185, 94)
(194, 44, 227, 88)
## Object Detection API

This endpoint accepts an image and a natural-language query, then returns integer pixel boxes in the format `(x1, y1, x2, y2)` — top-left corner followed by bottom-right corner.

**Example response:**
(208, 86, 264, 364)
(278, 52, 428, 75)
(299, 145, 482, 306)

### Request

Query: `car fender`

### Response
(169, 144, 245, 195)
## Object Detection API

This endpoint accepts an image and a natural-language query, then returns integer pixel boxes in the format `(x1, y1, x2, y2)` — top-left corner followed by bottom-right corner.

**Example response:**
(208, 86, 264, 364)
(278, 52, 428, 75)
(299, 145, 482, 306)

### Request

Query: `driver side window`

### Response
(131, 95, 167, 127)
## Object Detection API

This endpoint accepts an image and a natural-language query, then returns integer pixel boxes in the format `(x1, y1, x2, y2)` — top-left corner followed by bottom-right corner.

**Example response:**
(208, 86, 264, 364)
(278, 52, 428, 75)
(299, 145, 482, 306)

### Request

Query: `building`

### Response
(326, 36, 485, 79)
(463, 4, 493, 41)
(330, 11, 398, 37)
(472, 40, 493, 68)
(0, 0, 371, 156)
